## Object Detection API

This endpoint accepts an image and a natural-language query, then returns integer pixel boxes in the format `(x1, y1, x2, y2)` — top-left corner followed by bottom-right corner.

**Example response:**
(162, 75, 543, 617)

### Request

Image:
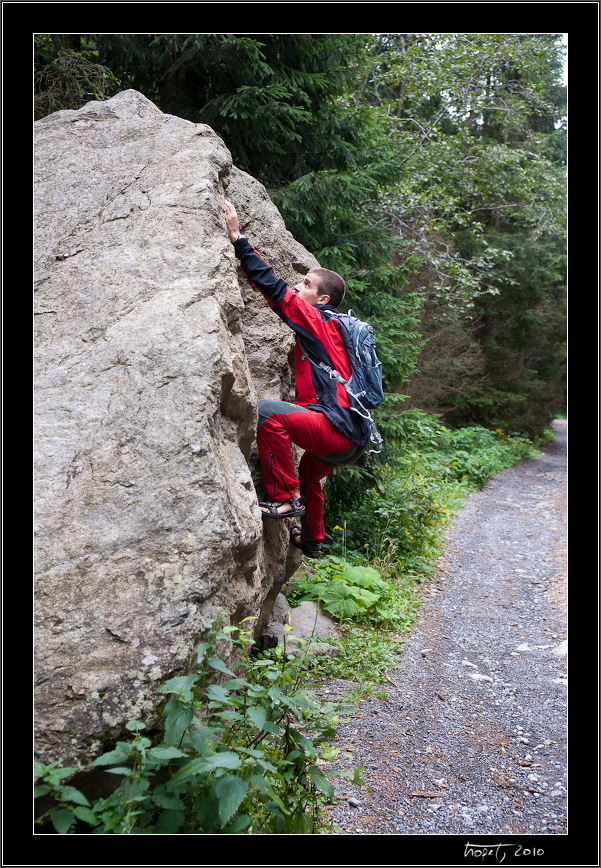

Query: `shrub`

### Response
(325, 418, 541, 563)
(34, 611, 364, 834)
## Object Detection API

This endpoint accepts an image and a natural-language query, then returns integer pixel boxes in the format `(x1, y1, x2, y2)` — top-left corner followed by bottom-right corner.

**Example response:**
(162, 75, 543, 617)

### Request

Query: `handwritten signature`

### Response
(464, 842, 544, 863)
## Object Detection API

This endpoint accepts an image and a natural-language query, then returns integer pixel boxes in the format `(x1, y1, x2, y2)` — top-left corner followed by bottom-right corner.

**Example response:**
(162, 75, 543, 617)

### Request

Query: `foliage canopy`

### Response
(34, 32, 566, 434)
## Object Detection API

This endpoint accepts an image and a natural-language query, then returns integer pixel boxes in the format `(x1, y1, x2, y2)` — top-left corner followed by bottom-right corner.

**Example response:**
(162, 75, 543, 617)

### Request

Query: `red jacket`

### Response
(234, 236, 370, 447)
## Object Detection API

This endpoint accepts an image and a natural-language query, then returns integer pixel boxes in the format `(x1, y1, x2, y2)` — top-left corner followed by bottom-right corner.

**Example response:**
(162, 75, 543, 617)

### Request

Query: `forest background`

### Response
(34, 32, 567, 560)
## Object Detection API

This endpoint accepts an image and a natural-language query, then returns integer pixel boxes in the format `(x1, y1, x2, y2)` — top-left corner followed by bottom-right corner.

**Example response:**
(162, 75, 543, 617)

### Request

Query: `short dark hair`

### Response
(312, 268, 346, 307)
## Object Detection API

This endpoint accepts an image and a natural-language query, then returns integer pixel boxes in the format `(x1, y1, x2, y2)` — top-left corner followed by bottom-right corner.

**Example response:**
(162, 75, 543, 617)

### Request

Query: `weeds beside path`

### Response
(321, 420, 567, 842)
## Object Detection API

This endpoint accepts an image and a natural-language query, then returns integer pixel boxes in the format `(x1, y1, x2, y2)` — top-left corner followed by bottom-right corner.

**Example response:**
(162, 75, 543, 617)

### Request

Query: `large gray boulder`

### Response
(34, 90, 319, 768)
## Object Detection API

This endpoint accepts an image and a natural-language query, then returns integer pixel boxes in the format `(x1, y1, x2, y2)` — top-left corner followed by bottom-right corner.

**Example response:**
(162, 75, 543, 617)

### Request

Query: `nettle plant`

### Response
(34, 611, 364, 834)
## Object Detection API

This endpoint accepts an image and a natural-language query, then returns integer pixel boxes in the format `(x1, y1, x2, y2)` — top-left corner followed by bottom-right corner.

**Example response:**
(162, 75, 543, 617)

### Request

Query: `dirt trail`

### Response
(321, 420, 568, 848)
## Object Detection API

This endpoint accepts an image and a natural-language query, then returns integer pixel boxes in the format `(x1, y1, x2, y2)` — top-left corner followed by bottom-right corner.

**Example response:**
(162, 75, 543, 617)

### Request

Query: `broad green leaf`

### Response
(91, 749, 129, 767)
(163, 702, 194, 746)
(348, 587, 379, 607)
(153, 786, 184, 811)
(222, 677, 250, 690)
(155, 809, 185, 833)
(326, 598, 360, 618)
(287, 727, 316, 756)
(149, 745, 186, 761)
(157, 674, 199, 699)
(165, 758, 208, 784)
(308, 767, 335, 799)
(311, 582, 333, 597)
(201, 751, 242, 771)
(256, 758, 278, 773)
(58, 786, 90, 807)
(36, 762, 79, 781)
(51, 809, 74, 834)
(319, 581, 352, 601)
(246, 704, 268, 730)
(196, 642, 211, 661)
(216, 775, 248, 826)
(212, 710, 243, 722)
(207, 657, 236, 676)
(72, 805, 98, 826)
(206, 684, 230, 702)
(187, 726, 215, 756)
(341, 563, 382, 586)
(251, 771, 268, 790)
(263, 786, 289, 815)
(237, 747, 264, 759)
(228, 813, 252, 833)
(170, 751, 241, 784)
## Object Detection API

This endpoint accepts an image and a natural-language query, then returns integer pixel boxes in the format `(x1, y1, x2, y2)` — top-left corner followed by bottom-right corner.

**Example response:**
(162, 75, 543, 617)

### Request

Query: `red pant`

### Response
(256, 400, 358, 544)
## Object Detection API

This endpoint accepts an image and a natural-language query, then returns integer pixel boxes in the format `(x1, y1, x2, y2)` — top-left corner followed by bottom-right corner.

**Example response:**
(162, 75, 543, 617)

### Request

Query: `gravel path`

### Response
(320, 419, 567, 844)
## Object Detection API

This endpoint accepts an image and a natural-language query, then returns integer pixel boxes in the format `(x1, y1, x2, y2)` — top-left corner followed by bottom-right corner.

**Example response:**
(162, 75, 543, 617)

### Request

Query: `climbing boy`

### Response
(224, 200, 370, 558)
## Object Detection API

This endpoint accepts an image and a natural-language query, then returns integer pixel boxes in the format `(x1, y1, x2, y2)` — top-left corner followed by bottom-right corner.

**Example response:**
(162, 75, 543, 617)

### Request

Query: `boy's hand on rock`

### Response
(224, 200, 241, 243)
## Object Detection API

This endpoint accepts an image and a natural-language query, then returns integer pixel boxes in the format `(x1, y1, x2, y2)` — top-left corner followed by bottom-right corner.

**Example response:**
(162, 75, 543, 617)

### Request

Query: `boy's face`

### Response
(293, 272, 329, 307)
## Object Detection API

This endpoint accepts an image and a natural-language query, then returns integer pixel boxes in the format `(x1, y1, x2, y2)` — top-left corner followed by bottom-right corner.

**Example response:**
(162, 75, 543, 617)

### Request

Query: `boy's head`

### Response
(294, 268, 346, 307)
(312, 268, 346, 307)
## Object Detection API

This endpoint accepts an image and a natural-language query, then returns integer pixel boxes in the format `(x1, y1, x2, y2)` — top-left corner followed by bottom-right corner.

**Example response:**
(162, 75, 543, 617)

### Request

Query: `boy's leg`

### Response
(297, 451, 336, 545)
(256, 399, 354, 536)
(256, 400, 308, 504)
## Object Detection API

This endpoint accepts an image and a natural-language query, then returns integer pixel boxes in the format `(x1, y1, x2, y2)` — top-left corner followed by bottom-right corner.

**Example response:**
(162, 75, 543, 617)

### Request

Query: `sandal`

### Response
(290, 526, 322, 559)
(259, 496, 306, 520)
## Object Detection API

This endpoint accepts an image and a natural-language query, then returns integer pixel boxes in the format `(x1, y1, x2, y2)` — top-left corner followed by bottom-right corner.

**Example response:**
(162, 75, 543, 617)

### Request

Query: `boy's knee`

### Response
(257, 399, 271, 428)
(257, 399, 307, 429)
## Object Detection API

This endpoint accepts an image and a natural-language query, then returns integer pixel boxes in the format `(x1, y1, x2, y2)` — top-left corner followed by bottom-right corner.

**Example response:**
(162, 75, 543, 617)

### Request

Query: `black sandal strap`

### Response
(259, 498, 306, 519)
(290, 527, 322, 558)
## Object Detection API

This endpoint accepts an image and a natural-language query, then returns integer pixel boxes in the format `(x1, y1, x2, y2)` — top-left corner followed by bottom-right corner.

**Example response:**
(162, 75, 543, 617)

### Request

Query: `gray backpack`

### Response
(300, 309, 384, 464)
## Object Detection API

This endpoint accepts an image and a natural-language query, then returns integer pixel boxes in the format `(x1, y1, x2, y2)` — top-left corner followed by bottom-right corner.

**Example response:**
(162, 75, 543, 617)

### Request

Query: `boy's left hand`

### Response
(224, 200, 241, 243)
